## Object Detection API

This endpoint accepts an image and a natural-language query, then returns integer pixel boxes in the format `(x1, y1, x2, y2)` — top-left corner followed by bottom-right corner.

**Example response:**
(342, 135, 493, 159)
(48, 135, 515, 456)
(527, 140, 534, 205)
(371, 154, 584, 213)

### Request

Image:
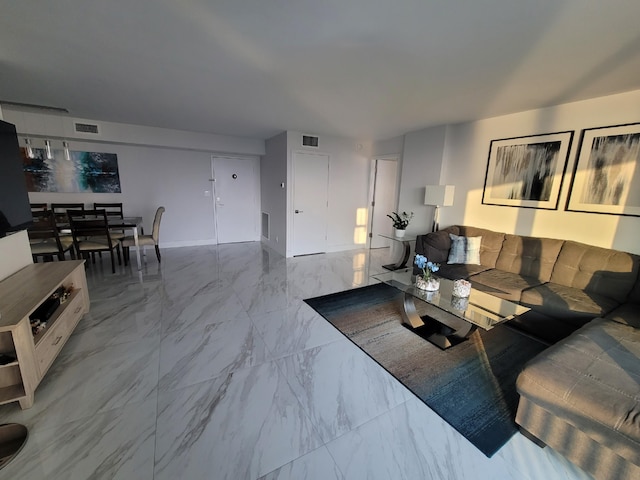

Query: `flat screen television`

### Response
(0, 120, 32, 237)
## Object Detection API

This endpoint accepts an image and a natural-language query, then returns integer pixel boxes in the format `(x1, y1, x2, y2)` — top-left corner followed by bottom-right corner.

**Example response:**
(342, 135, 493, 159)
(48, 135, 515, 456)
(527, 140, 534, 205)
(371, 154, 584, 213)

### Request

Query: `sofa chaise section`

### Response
(516, 317, 640, 480)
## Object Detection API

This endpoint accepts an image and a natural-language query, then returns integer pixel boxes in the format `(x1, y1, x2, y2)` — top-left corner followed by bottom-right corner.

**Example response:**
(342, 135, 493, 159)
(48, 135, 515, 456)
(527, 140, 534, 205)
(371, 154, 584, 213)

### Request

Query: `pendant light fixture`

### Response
(24, 138, 35, 159)
(44, 139, 54, 160)
(63, 141, 71, 161)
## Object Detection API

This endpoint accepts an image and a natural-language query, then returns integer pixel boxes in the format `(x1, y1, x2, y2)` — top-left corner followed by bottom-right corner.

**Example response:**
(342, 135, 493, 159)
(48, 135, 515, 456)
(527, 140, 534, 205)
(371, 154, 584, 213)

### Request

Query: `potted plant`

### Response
(387, 211, 414, 237)
(414, 254, 440, 291)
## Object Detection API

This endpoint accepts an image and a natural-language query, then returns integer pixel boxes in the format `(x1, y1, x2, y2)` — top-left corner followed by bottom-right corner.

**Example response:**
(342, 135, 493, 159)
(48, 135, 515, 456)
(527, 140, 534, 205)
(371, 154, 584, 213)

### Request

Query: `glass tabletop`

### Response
(378, 233, 417, 242)
(371, 268, 530, 331)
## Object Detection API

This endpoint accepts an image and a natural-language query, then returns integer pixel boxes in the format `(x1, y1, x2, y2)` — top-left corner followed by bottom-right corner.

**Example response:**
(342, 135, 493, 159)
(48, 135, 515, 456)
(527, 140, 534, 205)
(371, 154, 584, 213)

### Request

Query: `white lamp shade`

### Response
(424, 185, 455, 206)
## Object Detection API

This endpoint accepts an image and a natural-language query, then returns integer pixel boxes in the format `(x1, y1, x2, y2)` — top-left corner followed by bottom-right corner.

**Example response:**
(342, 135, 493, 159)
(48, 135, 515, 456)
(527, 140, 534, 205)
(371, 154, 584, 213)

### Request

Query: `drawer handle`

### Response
(52, 336, 63, 346)
(74, 306, 82, 314)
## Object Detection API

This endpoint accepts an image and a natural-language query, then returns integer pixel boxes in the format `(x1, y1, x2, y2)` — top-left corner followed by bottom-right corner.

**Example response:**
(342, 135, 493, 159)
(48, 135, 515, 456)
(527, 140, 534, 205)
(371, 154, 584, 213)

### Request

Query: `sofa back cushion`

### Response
(550, 241, 640, 302)
(414, 229, 454, 264)
(455, 226, 505, 267)
(496, 234, 564, 281)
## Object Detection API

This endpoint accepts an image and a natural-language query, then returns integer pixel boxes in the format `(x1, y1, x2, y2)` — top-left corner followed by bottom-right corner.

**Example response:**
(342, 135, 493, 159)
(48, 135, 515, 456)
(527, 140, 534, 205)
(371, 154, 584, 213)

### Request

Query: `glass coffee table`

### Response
(371, 269, 530, 349)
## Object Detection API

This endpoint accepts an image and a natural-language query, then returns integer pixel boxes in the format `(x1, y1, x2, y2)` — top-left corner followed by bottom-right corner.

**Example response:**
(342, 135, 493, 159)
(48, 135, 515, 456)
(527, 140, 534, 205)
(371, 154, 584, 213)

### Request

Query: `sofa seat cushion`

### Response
(605, 303, 640, 329)
(436, 263, 492, 280)
(516, 318, 640, 467)
(468, 269, 545, 302)
(520, 282, 619, 325)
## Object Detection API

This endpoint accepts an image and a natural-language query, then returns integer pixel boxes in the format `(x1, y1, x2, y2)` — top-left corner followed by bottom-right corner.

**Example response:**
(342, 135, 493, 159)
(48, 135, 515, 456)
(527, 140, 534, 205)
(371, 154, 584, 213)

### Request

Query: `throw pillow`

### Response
(447, 234, 482, 265)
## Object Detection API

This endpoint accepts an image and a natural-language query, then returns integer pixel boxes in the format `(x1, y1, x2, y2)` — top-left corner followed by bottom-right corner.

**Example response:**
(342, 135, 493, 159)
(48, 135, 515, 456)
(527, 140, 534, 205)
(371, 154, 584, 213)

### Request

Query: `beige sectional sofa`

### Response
(415, 226, 640, 480)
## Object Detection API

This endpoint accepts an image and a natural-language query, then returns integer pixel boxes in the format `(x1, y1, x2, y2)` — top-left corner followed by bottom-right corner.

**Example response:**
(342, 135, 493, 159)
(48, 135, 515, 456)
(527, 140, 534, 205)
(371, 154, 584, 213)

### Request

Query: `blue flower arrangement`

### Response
(414, 254, 440, 280)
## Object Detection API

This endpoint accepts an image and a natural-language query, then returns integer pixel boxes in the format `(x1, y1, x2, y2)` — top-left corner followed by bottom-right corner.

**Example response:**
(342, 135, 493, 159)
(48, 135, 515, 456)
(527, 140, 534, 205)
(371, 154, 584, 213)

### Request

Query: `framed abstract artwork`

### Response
(482, 131, 574, 209)
(22, 147, 121, 193)
(566, 122, 640, 216)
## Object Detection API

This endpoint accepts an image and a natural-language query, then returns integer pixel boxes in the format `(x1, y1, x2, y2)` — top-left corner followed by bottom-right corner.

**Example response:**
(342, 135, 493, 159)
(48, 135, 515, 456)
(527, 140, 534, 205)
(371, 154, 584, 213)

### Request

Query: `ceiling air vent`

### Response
(74, 122, 100, 134)
(302, 135, 319, 148)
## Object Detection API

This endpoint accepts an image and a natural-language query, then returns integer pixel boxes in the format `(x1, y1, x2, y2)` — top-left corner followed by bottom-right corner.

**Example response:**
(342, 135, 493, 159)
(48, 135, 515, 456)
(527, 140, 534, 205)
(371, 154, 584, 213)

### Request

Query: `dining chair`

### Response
(122, 206, 165, 264)
(28, 210, 75, 262)
(30, 203, 48, 212)
(51, 203, 85, 223)
(93, 202, 123, 217)
(94, 202, 125, 239)
(68, 209, 122, 273)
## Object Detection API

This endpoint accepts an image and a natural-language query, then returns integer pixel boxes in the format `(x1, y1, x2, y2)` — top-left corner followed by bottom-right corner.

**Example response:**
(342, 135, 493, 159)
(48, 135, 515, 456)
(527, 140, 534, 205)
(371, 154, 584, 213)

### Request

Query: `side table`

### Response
(379, 233, 417, 271)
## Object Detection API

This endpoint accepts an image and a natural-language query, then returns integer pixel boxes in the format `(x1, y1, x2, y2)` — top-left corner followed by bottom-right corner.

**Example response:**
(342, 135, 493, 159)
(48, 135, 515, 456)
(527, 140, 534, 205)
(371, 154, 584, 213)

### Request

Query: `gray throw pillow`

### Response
(447, 234, 482, 265)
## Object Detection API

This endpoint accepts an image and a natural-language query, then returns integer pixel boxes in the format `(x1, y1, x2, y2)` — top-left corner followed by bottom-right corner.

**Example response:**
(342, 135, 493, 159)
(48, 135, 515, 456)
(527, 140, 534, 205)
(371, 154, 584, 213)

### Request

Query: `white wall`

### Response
(372, 135, 404, 158)
(261, 132, 288, 256)
(397, 126, 448, 235)
(285, 131, 372, 256)
(439, 89, 640, 254)
(3, 109, 265, 247)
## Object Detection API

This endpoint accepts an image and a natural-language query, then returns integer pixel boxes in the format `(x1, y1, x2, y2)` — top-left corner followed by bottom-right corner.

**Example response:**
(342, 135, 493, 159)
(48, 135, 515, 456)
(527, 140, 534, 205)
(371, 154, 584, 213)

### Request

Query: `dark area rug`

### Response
(304, 283, 548, 457)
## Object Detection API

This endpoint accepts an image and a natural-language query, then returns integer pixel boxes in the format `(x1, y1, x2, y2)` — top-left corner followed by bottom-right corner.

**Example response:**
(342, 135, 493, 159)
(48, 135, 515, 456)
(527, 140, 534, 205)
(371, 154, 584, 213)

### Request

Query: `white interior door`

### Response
(212, 156, 260, 243)
(370, 158, 398, 248)
(292, 152, 329, 256)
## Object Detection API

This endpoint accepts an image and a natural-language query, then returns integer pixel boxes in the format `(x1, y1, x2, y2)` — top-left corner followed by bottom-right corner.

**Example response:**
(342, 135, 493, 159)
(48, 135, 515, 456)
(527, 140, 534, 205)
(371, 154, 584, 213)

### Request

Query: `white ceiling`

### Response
(1, 0, 639, 140)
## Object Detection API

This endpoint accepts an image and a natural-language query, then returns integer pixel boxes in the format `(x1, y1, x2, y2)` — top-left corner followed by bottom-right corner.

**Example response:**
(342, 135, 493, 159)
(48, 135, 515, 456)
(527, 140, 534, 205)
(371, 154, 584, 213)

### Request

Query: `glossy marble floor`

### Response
(0, 243, 593, 479)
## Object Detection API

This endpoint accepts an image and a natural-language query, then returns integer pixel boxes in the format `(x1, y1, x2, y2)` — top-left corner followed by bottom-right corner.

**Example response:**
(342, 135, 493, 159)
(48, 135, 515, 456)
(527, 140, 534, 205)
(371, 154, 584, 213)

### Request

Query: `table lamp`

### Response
(424, 185, 455, 232)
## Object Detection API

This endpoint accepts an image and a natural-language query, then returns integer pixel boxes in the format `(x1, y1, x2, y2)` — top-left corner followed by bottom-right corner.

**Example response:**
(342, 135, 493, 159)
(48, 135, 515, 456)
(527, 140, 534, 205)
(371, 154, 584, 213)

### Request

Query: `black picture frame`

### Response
(566, 122, 640, 216)
(482, 131, 574, 210)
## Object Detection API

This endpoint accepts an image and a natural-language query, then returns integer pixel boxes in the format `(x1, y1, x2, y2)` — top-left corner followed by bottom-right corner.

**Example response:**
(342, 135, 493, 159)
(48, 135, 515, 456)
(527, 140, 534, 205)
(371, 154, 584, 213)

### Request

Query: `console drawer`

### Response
(34, 291, 84, 377)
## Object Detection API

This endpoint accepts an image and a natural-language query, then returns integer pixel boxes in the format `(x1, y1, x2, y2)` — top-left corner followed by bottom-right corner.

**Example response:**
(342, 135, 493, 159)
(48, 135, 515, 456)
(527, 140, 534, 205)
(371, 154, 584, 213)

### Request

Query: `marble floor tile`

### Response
(0, 338, 159, 430)
(326, 397, 514, 480)
(158, 313, 270, 392)
(161, 284, 245, 336)
(238, 278, 296, 317)
(277, 338, 412, 443)
(258, 445, 344, 480)
(0, 397, 156, 480)
(64, 289, 163, 352)
(250, 302, 344, 359)
(154, 361, 323, 480)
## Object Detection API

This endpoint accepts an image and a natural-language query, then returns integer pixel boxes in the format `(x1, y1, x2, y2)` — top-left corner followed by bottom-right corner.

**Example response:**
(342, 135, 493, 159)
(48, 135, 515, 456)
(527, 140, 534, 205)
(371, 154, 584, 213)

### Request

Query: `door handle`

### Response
(295, 209, 303, 214)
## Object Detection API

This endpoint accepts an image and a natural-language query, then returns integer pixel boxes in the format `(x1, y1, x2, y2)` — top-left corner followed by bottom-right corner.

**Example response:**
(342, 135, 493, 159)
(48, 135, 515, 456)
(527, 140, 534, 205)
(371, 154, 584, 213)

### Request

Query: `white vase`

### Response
(394, 228, 406, 238)
(415, 275, 439, 291)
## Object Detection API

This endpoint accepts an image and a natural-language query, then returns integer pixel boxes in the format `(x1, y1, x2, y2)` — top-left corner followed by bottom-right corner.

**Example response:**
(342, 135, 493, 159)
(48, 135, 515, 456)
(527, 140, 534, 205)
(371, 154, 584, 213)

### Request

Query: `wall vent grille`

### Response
(74, 122, 100, 134)
(302, 135, 319, 147)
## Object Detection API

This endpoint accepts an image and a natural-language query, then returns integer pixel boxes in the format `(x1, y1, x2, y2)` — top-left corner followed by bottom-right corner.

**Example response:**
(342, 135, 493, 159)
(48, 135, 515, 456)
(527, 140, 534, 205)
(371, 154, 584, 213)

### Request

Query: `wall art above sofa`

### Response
(566, 122, 640, 217)
(482, 131, 574, 210)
